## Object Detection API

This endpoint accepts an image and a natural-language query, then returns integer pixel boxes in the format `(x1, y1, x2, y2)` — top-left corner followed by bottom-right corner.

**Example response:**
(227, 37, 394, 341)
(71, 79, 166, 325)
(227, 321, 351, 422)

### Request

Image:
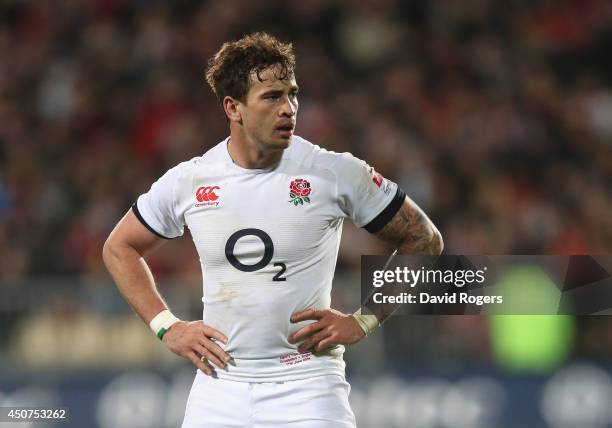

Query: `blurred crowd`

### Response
(1, 0, 611, 278)
(1, 0, 611, 369)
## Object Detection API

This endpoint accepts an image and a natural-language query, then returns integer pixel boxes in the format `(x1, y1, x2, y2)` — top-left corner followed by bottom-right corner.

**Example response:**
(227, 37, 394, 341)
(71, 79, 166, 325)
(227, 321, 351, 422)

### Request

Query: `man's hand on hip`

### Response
(288, 308, 365, 353)
(162, 321, 231, 377)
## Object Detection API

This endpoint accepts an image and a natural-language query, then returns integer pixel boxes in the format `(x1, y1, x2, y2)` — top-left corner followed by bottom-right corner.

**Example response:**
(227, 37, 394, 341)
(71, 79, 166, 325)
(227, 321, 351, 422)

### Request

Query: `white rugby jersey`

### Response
(134, 136, 404, 382)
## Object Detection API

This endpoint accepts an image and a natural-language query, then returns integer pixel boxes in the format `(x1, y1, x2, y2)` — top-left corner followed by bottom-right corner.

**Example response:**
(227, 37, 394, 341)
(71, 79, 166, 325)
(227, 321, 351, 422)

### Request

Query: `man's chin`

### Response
(258, 134, 291, 151)
(272, 136, 292, 148)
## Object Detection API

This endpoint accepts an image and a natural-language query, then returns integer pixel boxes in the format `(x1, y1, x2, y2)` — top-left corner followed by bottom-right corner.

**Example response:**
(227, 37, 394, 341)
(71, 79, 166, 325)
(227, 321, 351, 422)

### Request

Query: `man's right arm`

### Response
(102, 209, 231, 375)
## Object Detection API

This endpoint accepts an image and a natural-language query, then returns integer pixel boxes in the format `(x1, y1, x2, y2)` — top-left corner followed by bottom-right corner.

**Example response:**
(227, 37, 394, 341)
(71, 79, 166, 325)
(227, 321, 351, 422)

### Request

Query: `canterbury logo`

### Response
(196, 186, 220, 202)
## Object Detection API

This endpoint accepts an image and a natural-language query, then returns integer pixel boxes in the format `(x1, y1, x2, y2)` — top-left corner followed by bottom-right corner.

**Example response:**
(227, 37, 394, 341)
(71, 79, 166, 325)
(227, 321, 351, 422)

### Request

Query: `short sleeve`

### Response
(335, 153, 405, 233)
(132, 166, 185, 239)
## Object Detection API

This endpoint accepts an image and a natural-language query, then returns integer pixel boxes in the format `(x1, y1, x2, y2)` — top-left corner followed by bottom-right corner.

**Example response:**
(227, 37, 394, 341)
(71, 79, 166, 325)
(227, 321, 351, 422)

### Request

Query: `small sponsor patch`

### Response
(195, 185, 221, 207)
(195, 201, 220, 207)
(368, 166, 384, 188)
(382, 180, 392, 195)
(279, 352, 312, 366)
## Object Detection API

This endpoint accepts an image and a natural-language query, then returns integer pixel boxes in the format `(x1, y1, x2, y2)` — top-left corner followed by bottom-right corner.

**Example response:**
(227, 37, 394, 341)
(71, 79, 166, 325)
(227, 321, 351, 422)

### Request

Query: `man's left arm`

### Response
(288, 195, 443, 353)
(373, 195, 443, 256)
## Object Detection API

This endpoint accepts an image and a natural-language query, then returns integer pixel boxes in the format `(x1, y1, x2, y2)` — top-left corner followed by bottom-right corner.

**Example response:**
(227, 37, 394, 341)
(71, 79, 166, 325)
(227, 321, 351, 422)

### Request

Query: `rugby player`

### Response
(103, 32, 443, 428)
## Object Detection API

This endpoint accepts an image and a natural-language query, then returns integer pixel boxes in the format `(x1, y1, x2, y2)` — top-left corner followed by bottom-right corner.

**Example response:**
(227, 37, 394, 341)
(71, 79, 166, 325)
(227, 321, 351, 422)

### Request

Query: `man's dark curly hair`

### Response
(206, 32, 295, 105)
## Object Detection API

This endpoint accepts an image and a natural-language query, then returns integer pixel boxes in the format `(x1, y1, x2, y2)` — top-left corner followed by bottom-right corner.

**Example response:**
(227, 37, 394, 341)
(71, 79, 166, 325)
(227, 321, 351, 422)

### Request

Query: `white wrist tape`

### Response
(149, 310, 180, 340)
(352, 308, 380, 336)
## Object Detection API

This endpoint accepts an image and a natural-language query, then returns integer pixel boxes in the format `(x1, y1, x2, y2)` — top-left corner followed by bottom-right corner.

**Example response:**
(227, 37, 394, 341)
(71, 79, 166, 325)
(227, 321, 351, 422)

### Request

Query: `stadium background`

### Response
(1, 0, 611, 427)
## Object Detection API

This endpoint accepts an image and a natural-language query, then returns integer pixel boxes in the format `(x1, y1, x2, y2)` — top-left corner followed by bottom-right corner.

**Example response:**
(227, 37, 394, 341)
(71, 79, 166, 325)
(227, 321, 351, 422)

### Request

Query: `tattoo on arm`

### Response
(364, 198, 443, 323)
(374, 197, 443, 255)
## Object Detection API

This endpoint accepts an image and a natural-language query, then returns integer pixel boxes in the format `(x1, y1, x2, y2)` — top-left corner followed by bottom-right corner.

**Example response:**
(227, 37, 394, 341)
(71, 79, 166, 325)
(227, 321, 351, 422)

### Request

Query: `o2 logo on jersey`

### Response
(225, 228, 287, 281)
(195, 185, 221, 207)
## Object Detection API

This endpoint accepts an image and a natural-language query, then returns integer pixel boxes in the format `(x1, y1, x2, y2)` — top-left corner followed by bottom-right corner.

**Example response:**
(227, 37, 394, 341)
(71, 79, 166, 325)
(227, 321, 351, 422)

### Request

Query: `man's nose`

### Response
(279, 97, 296, 117)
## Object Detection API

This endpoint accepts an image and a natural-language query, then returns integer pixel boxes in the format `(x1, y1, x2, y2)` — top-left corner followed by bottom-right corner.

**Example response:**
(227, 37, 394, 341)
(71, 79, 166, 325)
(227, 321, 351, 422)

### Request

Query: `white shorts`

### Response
(181, 372, 356, 428)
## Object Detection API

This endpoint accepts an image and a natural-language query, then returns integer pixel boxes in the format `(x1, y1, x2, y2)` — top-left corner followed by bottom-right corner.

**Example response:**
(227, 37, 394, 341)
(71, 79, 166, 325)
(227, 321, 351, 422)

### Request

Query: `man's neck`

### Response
(227, 132, 284, 169)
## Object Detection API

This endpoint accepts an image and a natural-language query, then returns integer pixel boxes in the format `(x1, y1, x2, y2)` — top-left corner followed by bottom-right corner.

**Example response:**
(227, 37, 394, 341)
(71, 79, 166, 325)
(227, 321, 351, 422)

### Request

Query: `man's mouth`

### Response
(276, 124, 294, 137)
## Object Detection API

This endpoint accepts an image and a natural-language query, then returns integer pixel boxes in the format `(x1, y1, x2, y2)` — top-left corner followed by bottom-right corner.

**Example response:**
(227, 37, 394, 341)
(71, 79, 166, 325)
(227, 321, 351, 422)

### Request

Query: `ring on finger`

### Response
(200, 355, 208, 364)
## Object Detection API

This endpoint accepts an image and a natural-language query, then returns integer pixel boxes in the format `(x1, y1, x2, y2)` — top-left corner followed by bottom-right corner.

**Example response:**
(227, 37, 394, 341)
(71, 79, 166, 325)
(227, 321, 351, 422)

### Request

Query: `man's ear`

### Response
(223, 96, 242, 123)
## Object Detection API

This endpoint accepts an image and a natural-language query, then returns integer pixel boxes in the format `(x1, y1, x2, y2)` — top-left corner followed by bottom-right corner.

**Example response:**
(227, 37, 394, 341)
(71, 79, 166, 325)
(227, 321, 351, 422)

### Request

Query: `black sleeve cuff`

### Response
(131, 202, 173, 240)
(363, 187, 406, 234)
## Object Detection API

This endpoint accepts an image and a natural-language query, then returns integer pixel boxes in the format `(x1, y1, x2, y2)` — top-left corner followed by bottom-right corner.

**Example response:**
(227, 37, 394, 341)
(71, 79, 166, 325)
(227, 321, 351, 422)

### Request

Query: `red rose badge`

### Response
(289, 178, 311, 205)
